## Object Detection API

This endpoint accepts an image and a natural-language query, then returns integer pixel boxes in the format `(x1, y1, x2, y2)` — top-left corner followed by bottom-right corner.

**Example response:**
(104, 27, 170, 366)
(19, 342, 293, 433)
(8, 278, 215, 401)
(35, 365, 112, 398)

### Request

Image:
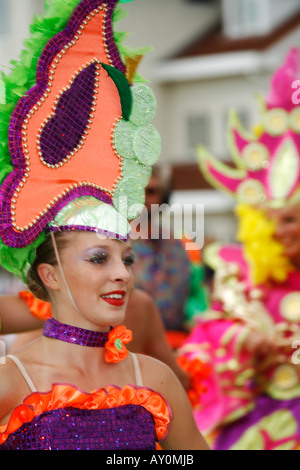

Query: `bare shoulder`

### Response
(136, 353, 181, 393)
(0, 359, 18, 393)
(135, 353, 210, 450)
(0, 358, 26, 423)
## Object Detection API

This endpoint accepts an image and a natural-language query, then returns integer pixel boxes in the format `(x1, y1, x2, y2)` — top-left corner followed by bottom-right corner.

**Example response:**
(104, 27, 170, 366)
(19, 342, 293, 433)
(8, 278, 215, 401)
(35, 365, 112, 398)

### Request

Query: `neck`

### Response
(35, 334, 113, 391)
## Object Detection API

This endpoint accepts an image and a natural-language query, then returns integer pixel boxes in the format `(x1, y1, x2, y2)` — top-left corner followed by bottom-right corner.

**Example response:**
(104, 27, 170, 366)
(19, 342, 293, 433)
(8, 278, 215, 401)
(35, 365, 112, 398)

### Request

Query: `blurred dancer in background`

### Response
(132, 165, 209, 349)
(179, 48, 300, 450)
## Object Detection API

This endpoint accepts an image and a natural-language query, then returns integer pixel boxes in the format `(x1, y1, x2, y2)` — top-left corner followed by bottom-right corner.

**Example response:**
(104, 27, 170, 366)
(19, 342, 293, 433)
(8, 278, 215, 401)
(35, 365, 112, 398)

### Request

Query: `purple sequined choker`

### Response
(43, 318, 109, 347)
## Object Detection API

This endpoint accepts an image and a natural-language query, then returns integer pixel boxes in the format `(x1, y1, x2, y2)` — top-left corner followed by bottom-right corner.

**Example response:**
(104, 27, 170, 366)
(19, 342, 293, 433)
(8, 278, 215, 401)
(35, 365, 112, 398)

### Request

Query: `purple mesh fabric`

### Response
(0, 406, 157, 450)
(39, 63, 97, 166)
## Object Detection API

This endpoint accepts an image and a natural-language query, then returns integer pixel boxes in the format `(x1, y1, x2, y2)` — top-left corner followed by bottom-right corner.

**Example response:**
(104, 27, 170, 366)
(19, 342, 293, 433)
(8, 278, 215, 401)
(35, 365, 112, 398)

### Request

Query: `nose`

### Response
(111, 260, 132, 285)
(273, 220, 285, 240)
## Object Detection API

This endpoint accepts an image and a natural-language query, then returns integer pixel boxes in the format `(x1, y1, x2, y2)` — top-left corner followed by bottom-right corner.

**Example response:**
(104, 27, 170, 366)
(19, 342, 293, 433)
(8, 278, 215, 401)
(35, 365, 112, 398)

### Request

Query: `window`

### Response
(222, 0, 271, 38)
(0, 0, 9, 37)
(186, 114, 211, 150)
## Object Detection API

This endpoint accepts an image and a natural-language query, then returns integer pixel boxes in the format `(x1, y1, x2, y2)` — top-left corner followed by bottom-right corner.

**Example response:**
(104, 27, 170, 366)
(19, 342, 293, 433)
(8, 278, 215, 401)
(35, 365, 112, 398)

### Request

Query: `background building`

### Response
(123, 0, 300, 243)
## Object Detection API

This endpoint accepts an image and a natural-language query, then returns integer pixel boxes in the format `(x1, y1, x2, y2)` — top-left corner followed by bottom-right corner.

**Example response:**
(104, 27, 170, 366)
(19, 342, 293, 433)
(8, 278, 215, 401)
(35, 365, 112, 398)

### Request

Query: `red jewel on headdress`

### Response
(104, 325, 133, 363)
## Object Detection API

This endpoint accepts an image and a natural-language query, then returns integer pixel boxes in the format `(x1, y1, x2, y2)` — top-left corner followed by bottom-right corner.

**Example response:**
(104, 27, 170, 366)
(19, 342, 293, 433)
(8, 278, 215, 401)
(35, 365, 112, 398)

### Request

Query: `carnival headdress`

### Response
(197, 47, 300, 208)
(0, 0, 161, 280)
(197, 49, 300, 285)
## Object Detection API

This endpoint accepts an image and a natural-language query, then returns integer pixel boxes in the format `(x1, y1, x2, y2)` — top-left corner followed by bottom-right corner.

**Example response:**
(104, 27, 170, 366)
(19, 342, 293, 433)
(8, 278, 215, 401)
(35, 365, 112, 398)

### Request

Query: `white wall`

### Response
(120, 0, 300, 167)
(0, 0, 44, 71)
(0, 0, 220, 145)
(119, 0, 220, 146)
(159, 74, 270, 163)
(119, 0, 220, 73)
(268, 0, 300, 31)
(221, 0, 300, 38)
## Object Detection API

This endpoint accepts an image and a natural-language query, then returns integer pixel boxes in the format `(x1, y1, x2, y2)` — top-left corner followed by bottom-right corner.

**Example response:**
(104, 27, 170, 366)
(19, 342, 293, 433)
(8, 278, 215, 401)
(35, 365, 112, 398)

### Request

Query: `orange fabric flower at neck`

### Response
(105, 325, 133, 363)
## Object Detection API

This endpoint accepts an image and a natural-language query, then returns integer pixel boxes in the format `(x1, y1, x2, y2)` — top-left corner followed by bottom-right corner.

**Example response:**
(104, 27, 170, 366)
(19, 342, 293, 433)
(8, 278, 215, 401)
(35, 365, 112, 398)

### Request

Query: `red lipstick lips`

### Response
(100, 290, 126, 307)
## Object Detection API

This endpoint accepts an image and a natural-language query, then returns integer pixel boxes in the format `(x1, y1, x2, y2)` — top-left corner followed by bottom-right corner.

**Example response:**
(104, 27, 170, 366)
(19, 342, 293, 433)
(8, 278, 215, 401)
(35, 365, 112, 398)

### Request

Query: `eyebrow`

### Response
(83, 242, 133, 254)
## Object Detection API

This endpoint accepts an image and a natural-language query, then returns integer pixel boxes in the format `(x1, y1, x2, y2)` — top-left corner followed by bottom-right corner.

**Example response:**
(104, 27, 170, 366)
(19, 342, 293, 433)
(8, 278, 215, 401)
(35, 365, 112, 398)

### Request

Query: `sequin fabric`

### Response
(0, 406, 157, 450)
(43, 318, 109, 347)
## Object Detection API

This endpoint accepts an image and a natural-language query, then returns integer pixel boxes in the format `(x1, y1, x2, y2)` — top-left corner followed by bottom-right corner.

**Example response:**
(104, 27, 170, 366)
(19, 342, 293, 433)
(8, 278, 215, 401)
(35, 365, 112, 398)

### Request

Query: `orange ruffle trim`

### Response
(0, 384, 172, 447)
(19, 291, 52, 321)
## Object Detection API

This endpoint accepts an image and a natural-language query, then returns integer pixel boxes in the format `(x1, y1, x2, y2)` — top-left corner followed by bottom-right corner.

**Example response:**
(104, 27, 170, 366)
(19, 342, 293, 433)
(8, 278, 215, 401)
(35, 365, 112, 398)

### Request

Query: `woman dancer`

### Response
(179, 47, 300, 450)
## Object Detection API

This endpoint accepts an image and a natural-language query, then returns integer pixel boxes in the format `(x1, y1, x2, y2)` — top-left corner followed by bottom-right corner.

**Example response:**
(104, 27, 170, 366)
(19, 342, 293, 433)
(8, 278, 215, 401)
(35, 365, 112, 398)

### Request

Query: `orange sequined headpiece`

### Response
(0, 0, 161, 279)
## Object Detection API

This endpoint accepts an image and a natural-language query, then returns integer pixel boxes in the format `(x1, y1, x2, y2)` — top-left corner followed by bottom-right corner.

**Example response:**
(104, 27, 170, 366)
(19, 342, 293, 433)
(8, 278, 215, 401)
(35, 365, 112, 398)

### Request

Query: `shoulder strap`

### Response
(7, 354, 37, 393)
(131, 353, 143, 387)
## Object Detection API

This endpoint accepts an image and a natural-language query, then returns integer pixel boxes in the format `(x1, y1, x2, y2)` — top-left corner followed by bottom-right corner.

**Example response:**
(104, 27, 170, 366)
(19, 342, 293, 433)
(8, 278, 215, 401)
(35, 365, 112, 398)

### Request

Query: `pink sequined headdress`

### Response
(198, 47, 300, 208)
(0, 0, 161, 280)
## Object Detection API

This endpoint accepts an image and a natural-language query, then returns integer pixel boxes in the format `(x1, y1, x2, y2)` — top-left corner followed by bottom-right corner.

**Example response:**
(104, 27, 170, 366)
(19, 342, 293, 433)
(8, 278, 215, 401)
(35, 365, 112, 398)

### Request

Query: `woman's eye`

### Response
(284, 216, 297, 224)
(88, 253, 107, 264)
(124, 255, 135, 266)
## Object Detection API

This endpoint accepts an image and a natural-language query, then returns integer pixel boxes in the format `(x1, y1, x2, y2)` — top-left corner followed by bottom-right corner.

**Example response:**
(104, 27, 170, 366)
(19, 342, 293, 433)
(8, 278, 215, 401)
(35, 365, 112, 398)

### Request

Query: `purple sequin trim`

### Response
(43, 318, 109, 347)
(0, 0, 123, 249)
(0, 186, 113, 248)
(47, 225, 130, 241)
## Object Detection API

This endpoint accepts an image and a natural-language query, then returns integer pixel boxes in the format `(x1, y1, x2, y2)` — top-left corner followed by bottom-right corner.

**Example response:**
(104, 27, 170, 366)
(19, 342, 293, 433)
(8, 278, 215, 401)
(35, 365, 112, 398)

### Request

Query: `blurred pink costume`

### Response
(179, 48, 300, 450)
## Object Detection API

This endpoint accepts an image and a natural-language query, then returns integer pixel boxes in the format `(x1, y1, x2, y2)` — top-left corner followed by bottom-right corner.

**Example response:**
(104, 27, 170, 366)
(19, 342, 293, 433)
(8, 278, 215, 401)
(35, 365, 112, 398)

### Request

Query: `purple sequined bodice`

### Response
(0, 405, 156, 450)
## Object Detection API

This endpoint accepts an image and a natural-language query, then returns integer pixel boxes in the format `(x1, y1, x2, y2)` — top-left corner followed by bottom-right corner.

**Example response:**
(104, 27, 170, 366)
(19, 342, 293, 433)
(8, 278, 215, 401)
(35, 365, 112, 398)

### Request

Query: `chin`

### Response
(103, 309, 126, 327)
(87, 311, 125, 331)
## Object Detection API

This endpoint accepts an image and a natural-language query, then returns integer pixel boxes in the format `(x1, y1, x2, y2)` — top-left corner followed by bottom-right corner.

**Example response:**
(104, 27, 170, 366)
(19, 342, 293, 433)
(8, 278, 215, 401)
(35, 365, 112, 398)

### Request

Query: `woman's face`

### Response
(144, 175, 164, 214)
(265, 204, 300, 263)
(54, 232, 134, 330)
